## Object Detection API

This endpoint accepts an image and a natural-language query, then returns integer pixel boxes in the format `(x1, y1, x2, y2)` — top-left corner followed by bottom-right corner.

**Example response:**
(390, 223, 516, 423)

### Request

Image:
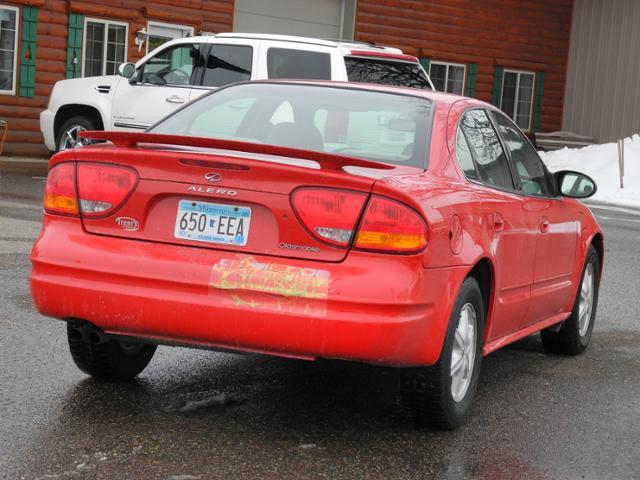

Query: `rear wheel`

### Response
(56, 115, 98, 152)
(541, 245, 600, 355)
(399, 277, 484, 429)
(67, 320, 156, 381)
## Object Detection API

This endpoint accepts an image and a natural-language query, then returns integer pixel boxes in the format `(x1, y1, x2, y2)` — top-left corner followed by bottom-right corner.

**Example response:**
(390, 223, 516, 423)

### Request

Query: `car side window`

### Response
(491, 112, 554, 196)
(140, 43, 202, 86)
(201, 44, 252, 88)
(267, 48, 331, 80)
(456, 128, 478, 180)
(459, 109, 514, 190)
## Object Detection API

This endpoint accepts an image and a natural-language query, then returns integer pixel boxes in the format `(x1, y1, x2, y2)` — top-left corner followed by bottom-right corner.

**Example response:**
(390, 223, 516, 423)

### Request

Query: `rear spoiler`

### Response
(80, 131, 394, 171)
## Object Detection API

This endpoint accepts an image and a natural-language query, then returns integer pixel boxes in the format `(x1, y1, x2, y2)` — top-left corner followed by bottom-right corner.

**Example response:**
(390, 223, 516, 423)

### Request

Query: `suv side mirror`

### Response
(555, 170, 597, 199)
(118, 62, 137, 80)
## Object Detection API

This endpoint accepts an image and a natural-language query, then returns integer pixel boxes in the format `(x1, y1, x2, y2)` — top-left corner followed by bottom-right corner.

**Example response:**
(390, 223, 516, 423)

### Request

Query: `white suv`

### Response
(40, 33, 433, 152)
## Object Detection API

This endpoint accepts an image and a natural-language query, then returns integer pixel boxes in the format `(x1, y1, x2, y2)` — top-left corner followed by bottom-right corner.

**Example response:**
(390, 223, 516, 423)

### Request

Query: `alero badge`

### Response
(205, 172, 222, 183)
(115, 217, 140, 231)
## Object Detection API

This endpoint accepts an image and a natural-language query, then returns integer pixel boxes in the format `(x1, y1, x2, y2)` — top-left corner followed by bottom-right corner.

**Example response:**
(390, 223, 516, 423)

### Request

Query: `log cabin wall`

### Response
(0, 0, 573, 156)
(354, 0, 574, 135)
(0, 0, 234, 156)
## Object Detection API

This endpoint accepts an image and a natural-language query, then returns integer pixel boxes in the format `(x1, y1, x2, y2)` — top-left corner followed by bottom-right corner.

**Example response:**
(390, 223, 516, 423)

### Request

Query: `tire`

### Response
(56, 115, 99, 152)
(399, 277, 485, 429)
(540, 245, 600, 355)
(67, 320, 156, 381)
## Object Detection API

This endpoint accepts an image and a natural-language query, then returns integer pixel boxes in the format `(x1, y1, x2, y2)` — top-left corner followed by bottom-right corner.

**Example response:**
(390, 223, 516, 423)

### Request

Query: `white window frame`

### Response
(0, 4, 20, 95)
(146, 21, 193, 54)
(500, 69, 535, 132)
(81, 17, 129, 77)
(428, 61, 466, 95)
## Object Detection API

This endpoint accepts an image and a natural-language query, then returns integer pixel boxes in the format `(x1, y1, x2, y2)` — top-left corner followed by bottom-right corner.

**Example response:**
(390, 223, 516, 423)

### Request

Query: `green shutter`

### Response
(533, 71, 545, 132)
(66, 13, 84, 79)
(491, 66, 504, 106)
(466, 63, 477, 97)
(420, 57, 430, 73)
(18, 6, 38, 97)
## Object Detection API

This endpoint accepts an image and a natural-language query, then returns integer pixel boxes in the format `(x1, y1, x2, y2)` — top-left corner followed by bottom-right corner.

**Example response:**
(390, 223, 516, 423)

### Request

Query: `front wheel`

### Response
(399, 277, 484, 429)
(541, 245, 600, 355)
(56, 115, 98, 152)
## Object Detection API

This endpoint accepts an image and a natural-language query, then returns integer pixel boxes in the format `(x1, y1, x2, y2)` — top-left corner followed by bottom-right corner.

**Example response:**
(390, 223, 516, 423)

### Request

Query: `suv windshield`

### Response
(345, 57, 431, 89)
(150, 83, 434, 168)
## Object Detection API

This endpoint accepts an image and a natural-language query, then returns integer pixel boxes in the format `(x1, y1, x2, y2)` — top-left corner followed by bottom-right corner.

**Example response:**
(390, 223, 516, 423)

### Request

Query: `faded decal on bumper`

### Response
(209, 256, 330, 316)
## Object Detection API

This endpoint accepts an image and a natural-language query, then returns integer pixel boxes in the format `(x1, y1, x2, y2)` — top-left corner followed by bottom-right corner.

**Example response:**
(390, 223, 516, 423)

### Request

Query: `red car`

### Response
(31, 81, 603, 429)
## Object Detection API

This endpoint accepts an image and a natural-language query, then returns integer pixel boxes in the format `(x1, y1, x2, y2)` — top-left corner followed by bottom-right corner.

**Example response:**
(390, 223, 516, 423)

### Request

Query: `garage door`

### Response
(233, 0, 343, 39)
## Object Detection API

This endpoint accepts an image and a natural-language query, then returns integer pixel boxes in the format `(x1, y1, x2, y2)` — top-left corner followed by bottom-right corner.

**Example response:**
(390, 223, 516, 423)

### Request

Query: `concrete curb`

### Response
(0, 156, 49, 174)
(583, 200, 640, 216)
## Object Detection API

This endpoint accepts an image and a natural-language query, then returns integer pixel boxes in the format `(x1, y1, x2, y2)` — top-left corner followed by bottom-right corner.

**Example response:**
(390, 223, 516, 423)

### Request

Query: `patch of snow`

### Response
(298, 443, 318, 449)
(178, 393, 242, 412)
(539, 134, 640, 209)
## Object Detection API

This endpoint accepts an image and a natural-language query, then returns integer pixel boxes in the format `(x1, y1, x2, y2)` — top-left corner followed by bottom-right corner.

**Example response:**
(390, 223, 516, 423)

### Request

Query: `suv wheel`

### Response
(56, 116, 98, 152)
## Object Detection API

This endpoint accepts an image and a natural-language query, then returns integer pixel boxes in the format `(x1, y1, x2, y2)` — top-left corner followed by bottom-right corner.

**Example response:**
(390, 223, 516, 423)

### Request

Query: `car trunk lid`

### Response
(73, 132, 416, 263)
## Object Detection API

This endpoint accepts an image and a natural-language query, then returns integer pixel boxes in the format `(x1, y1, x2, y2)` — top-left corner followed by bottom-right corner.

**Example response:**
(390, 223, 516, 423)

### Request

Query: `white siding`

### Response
(562, 0, 640, 142)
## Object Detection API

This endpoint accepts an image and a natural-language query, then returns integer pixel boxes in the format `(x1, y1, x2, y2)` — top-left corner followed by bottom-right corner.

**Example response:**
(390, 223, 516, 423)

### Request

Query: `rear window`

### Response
(267, 48, 331, 80)
(151, 82, 434, 168)
(345, 57, 431, 89)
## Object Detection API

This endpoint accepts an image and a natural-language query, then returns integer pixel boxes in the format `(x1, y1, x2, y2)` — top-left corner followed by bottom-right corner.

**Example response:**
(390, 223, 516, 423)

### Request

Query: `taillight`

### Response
(77, 164, 138, 217)
(44, 163, 78, 216)
(291, 188, 367, 247)
(355, 196, 428, 253)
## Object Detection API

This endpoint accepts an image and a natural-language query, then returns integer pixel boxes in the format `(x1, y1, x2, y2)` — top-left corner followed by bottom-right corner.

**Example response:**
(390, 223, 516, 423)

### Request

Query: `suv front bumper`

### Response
(40, 109, 56, 151)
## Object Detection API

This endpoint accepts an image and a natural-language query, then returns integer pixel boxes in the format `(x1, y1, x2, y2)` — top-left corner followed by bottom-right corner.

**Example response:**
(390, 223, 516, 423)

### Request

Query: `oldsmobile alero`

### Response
(30, 81, 603, 429)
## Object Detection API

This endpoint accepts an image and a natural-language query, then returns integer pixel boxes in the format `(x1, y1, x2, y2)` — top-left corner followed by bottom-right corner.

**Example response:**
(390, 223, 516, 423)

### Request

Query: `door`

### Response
(146, 22, 194, 54)
(233, 0, 344, 38)
(457, 109, 536, 341)
(490, 111, 579, 326)
(111, 42, 204, 131)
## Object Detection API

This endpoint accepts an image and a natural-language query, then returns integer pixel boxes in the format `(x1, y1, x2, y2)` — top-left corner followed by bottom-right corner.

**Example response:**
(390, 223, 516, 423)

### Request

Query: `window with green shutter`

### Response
(66, 13, 84, 79)
(18, 6, 38, 97)
(533, 71, 545, 132)
(491, 66, 504, 106)
(466, 63, 477, 97)
(427, 60, 466, 95)
(0, 5, 19, 95)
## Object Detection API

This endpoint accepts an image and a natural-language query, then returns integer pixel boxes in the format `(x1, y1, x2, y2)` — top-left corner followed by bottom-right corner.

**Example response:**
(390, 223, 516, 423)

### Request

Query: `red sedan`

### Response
(31, 81, 603, 429)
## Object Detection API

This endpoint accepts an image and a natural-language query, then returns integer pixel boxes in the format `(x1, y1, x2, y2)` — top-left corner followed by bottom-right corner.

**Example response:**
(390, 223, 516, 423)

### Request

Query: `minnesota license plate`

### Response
(174, 200, 251, 246)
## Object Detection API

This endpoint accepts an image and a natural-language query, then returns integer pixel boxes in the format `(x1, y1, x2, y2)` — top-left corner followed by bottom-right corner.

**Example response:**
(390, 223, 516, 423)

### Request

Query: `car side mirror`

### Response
(555, 170, 597, 199)
(118, 62, 137, 80)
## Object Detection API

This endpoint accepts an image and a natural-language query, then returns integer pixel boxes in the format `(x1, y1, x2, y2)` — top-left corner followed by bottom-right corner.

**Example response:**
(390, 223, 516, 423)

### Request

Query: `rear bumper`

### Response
(40, 109, 56, 151)
(30, 216, 469, 366)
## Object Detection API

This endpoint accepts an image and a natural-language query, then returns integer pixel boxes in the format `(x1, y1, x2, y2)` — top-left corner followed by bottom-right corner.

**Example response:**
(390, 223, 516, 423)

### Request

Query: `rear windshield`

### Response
(345, 57, 431, 89)
(151, 83, 434, 168)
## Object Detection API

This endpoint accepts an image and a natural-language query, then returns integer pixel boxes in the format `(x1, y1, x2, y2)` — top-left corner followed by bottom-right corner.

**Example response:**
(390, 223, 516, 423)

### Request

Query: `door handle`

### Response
(493, 213, 505, 232)
(165, 95, 185, 104)
(540, 218, 550, 233)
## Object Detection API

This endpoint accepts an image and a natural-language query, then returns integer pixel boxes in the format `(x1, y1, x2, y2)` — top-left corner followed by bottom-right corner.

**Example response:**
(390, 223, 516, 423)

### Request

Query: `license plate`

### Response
(174, 200, 251, 246)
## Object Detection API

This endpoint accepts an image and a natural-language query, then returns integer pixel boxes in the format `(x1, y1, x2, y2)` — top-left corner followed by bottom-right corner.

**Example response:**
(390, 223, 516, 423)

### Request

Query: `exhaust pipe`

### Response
(66, 319, 109, 345)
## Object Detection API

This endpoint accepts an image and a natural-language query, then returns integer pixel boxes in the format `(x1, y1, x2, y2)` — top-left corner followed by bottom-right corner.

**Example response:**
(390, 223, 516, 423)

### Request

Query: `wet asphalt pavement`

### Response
(1, 167, 639, 480)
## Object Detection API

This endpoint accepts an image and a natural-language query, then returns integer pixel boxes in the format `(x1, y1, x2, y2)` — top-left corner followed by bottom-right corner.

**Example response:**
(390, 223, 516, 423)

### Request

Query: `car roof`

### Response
(246, 79, 490, 109)
(164, 32, 404, 54)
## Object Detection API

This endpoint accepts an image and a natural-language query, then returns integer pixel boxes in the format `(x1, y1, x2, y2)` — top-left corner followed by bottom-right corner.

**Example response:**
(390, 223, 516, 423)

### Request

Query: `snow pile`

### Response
(539, 134, 640, 209)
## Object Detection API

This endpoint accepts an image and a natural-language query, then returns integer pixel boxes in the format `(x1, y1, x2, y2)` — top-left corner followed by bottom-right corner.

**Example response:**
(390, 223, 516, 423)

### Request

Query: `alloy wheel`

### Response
(59, 125, 88, 151)
(578, 263, 595, 337)
(451, 303, 477, 402)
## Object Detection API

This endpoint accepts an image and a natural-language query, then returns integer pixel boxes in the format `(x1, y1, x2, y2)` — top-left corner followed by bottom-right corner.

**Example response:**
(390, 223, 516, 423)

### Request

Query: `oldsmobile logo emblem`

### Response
(204, 172, 222, 182)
